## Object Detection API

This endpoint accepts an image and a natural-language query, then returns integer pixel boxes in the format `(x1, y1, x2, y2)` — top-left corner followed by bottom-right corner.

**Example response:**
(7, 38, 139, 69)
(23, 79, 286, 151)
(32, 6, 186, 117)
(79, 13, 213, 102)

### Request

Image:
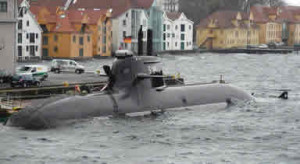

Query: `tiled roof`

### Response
(29, 0, 154, 18)
(166, 12, 182, 21)
(197, 10, 252, 29)
(53, 14, 77, 32)
(30, 6, 109, 33)
(250, 5, 300, 23)
(67, 9, 108, 24)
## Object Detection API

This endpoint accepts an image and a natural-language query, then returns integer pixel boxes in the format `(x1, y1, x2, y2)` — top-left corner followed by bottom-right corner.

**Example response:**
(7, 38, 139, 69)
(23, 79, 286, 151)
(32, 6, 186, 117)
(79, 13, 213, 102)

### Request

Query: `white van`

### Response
(16, 65, 48, 81)
(51, 59, 85, 74)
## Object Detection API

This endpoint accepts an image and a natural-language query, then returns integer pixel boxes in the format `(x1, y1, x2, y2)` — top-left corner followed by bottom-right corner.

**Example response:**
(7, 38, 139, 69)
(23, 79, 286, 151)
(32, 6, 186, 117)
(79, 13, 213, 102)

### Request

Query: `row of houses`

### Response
(15, 0, 193, 61)
(196, 5, 300, 49)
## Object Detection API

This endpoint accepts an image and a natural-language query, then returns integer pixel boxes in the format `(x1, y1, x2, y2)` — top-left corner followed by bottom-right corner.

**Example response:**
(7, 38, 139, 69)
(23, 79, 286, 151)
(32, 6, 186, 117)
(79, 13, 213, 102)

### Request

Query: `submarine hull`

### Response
(7, 83, 253, 129)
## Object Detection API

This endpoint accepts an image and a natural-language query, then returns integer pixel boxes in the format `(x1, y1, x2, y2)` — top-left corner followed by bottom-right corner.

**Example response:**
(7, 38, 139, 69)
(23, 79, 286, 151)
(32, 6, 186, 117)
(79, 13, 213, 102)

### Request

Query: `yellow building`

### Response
(251, 6, 283, 45)
(251, 6, 300, 46)
(30, 6, 112, 58)
(196, 11, 259, 49)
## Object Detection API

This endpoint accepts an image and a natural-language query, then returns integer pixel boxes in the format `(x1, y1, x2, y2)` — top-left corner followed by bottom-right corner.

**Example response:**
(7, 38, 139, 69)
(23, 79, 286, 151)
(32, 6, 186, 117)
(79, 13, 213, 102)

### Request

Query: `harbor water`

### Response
(0, 53, 299, 164)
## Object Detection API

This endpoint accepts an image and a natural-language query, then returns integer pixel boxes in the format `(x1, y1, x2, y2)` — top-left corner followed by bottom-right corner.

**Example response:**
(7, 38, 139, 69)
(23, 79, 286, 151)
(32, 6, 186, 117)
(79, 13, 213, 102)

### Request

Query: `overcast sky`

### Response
(285, 0, 300, 6)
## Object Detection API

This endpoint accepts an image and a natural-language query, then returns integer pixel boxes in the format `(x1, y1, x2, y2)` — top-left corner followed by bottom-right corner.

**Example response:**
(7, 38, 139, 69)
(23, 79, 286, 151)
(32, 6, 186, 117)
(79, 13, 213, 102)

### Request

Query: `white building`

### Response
(112, 9, 149, 54)
(17, 0, 42, 61)
(156, 0, 179, 12)
(162, 12, 193, 51)
(0, 0, 17, 74)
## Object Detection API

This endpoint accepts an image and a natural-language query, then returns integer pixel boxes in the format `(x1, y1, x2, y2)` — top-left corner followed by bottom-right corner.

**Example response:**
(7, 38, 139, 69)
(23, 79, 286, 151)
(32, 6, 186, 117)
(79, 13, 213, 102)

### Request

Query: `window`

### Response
(189, 25, 191, 30)
(26, 46, 29, 51)
(54, 35, 58, 42)
(40, 24, 48, 33)
(18, 33, 22, 43)
(181, 42, 185, 50)
(18, 7, 24, 17)
(175, 25, 178, 30)
(79, 48, 84, 57)
(35, 46, 38, 51)
(18, 20, 23, 30)
(43, 36, 48, 45)
(167, 33, 170, 38)
(36, 34, 38, 39)
(103, 45, 106, 53)
(54, 46, 58, 53)
(18, 46, 22, 57)
(27, 21, 29, 27)
(29, 33, 35, 43)
(0, 1, 7, 12)
(79, 37, 84, 45)
(167, 25, 170, 30)
(30, 46, 35, 56)
(123, 20, 126, 26)
(181, 24, 185, 32)
(123, 31, 126, 38)
(42, 48, 48, 57)
(181, 34, 185, 40)
(87, 36, 90, 42)
(163, 24, 166, 31)
(80, 24, 87, 33)
(163, 33, 166, 40)
(73, 36, 76, 43)
(103, 36, 106, 44)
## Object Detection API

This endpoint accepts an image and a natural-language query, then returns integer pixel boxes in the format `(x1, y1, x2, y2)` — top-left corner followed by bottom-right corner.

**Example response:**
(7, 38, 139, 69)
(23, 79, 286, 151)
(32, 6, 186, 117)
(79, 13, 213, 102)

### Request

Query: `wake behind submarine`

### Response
(7, 50, 254, 129)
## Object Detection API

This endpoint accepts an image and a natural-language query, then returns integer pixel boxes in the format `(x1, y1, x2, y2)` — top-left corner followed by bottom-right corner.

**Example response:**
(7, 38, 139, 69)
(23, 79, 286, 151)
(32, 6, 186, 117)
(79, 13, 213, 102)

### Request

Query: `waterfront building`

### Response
(196, 11, 259, 49)
(30, 6, 113, 58)
(251, 5, 300, 46)
(276, 6, 300, 46)
(162, 12, 193, 50)
(17, 0, 42, 61)
(30, 7, 93, 59)
(251, 6, 283, 45)
(68, 0, 154, 54)
(0, 0, 17, 74)
(111, 8, 149, 54)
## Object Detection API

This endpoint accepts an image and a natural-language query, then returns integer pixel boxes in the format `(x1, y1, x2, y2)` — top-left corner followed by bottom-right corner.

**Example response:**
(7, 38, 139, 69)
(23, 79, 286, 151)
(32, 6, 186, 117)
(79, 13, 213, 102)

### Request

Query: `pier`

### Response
(158, 48, 294, 55)
(0, 72, 107, 98)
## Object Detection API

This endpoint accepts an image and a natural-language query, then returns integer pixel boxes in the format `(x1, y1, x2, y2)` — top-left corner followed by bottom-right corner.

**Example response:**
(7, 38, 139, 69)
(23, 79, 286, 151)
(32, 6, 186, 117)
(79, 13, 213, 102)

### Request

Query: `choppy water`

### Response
(1, 53, 300, 164)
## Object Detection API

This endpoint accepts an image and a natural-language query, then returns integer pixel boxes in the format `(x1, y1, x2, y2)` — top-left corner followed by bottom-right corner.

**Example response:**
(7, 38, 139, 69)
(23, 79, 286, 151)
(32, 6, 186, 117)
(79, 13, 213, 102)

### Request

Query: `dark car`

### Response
(10, 74, 41, 88)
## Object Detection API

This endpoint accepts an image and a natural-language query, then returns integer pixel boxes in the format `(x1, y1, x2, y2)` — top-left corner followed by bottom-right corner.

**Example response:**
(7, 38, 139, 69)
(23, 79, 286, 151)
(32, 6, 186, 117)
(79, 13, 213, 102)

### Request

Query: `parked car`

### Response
(267, 42, 284, 49)
(50, 59, 85, 74)
(258, 44, 268, 49)
(10, 74, 41, 88)
(16, 65, 48, 81)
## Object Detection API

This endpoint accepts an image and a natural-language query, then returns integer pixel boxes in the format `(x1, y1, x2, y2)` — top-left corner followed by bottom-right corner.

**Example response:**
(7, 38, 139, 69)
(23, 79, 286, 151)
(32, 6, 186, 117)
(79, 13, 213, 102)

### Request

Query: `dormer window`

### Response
(0, 1, 7, 12)
(80, 24, 87, 33)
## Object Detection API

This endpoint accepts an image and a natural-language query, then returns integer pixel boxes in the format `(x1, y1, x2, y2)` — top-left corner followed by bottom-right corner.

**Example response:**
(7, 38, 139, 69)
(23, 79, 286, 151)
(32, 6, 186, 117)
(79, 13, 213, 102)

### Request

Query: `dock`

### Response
(158, 47, 294, 55)
(0, 72, 107, 98)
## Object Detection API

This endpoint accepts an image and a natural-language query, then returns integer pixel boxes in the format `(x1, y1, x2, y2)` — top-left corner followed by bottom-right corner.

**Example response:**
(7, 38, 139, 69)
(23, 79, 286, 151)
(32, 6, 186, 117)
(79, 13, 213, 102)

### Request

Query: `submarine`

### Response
(6, 50, 254, 129)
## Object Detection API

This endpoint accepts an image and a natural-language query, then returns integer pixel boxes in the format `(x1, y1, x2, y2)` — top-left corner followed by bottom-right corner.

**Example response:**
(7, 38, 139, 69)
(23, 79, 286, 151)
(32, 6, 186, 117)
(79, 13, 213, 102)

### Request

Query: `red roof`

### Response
(250, 5, 300, 23)
(166, 12, 182, 21)
(67, 9, 108, 24)
(29, 0, 154, 18)
(29, 6, 109, 33)
(197, 10, 253, 29)
(52, 14, 77, 32)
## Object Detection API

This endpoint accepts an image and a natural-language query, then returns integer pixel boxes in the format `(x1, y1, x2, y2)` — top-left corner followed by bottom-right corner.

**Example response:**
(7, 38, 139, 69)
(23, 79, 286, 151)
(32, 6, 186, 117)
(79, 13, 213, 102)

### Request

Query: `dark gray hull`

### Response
(7, 83, 253, 129)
